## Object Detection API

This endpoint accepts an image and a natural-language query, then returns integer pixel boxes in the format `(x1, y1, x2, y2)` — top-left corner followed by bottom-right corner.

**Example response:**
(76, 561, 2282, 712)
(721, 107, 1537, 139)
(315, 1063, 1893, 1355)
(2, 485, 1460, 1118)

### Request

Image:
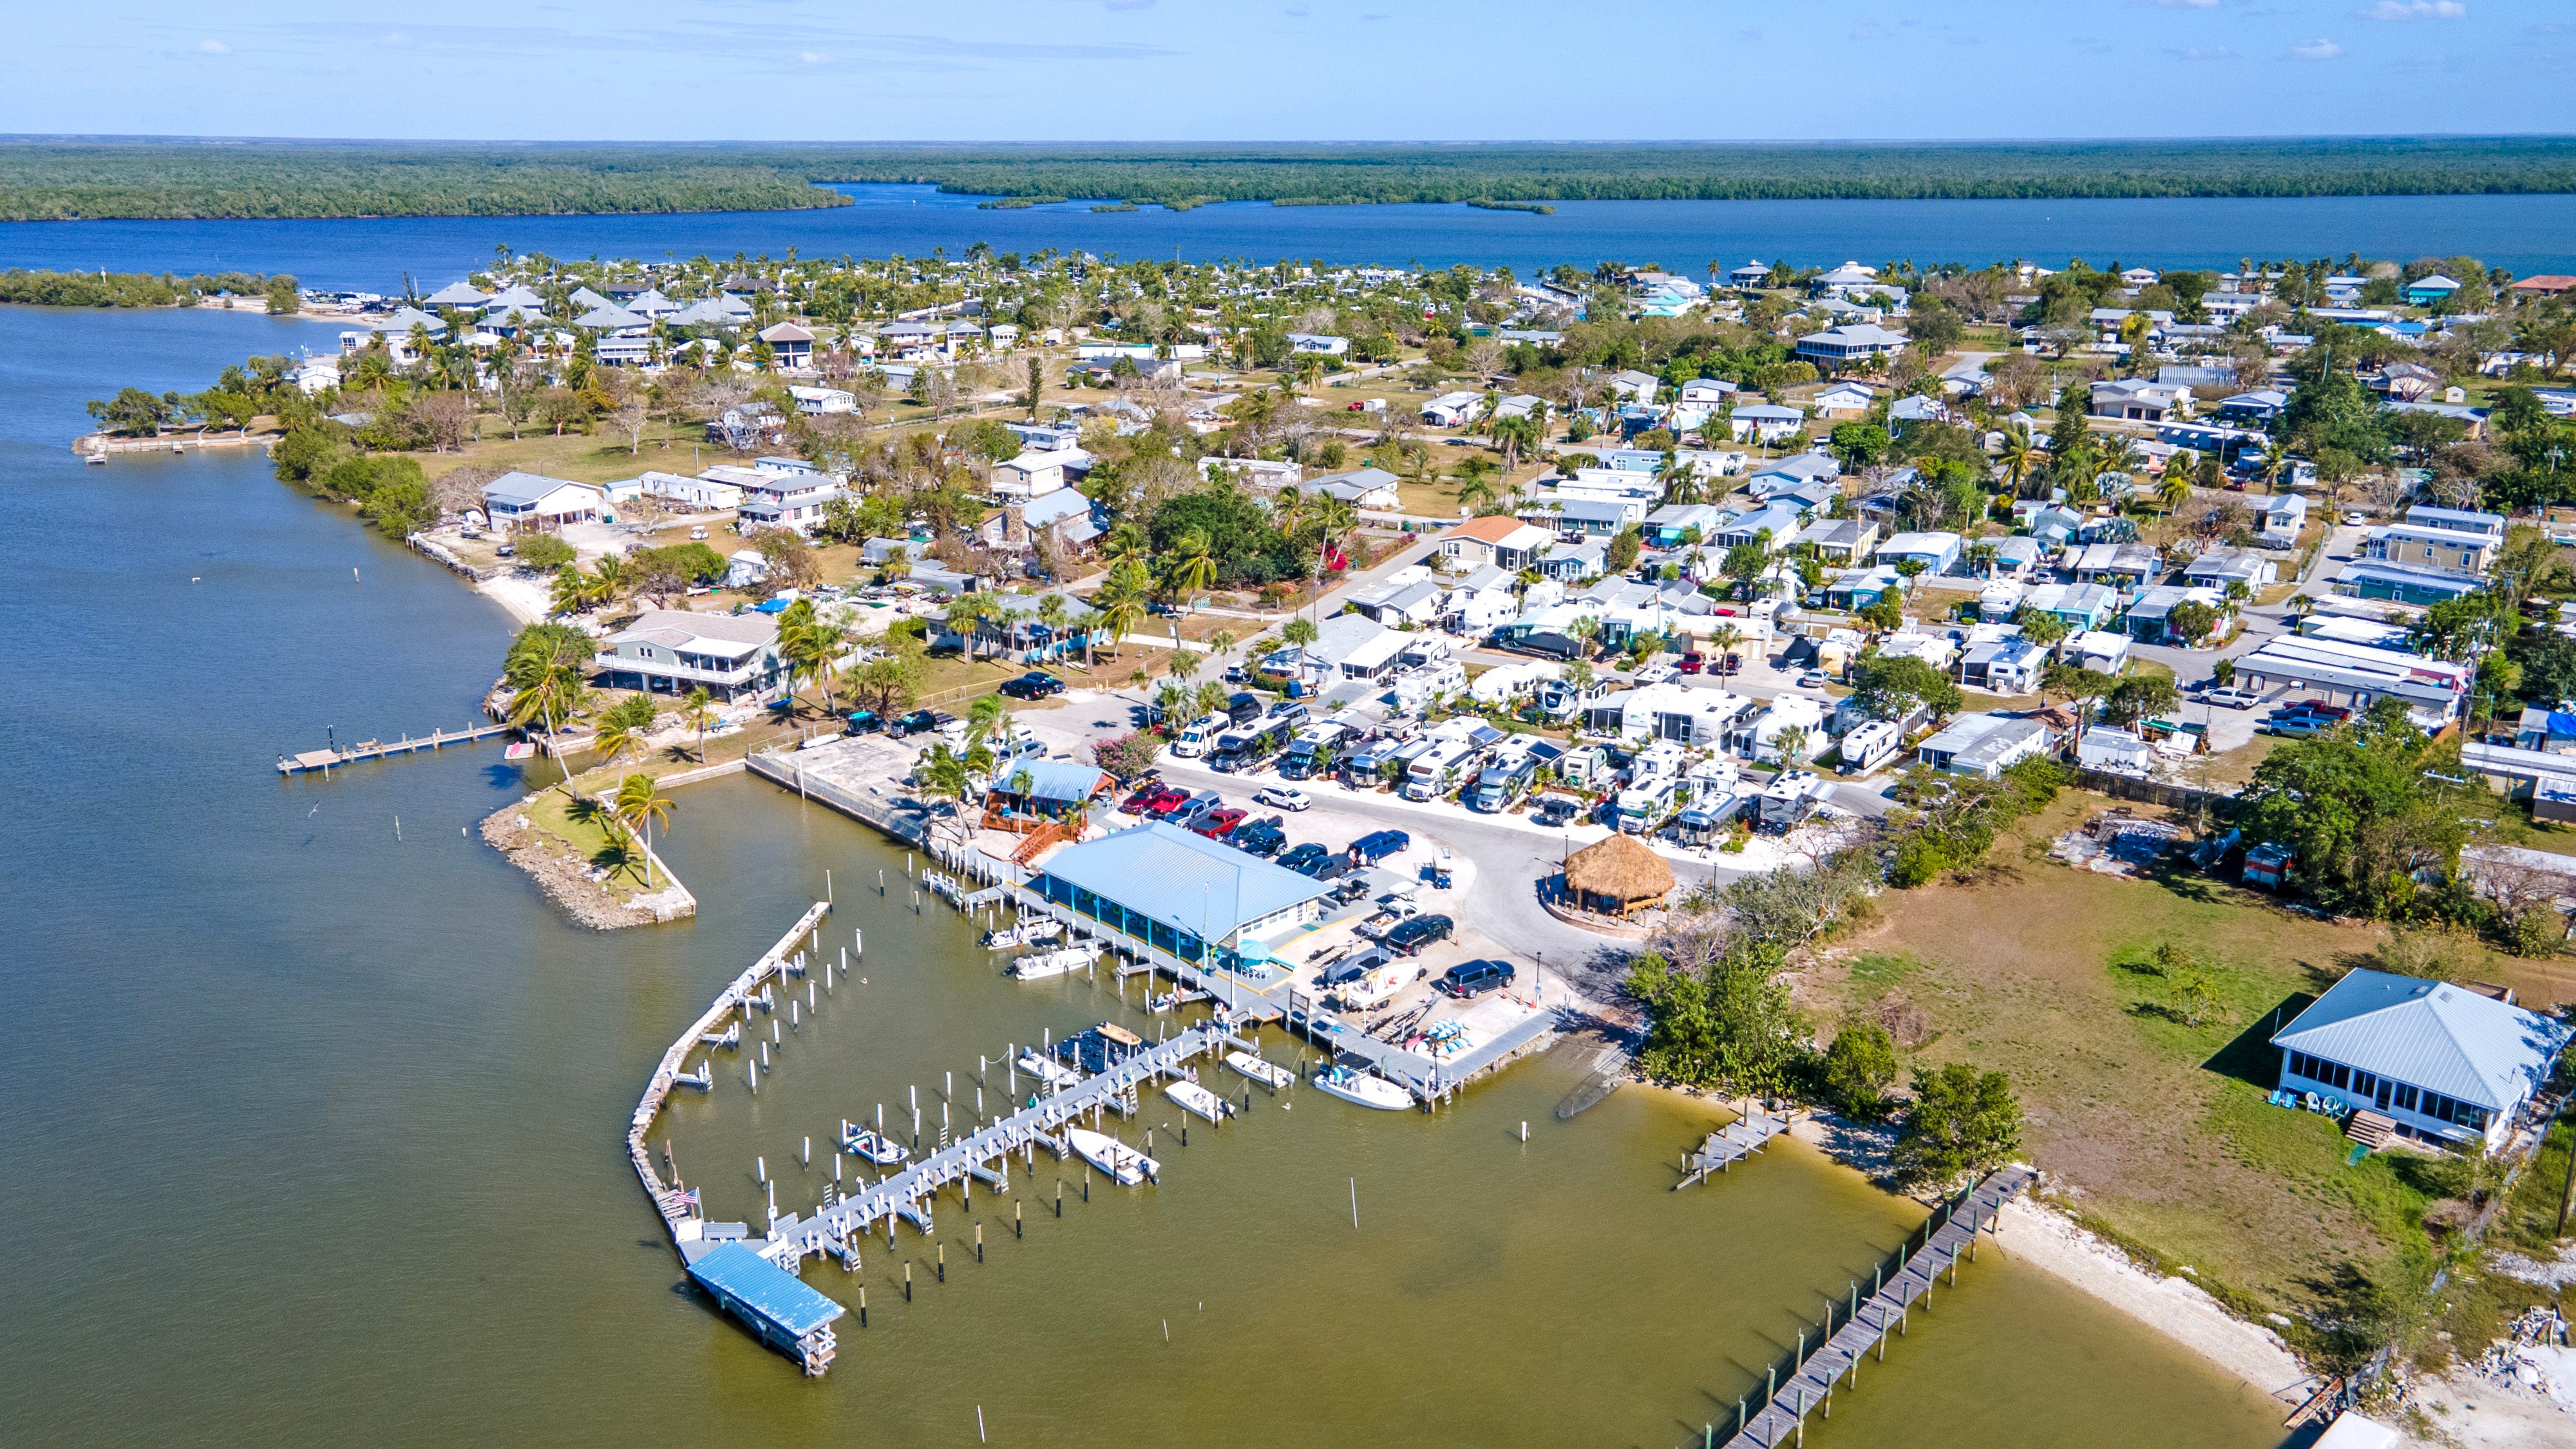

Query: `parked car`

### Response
(842, 709, 882, 735)
(1438, 959, 1517, 999)
(1121, 784, 1171, 814)
(1191, 806, 1246, 838)
(1797, 672, 1830, 689)
(1382, 914, 1455, 956)
(2202, 687, 2262, 710)
(1634, 663, 1677, 685)
(1145, 787, 1200, 819)
(1278, 842, 1331, 875)
(890, 708, 947, 737)
(1349, 829, 1411, 865)
(1535, 796, 1584, 828)
(1678, 652, 1705, 674)
(2342, 511, 2369, 526)
(998, 671, 1065, 700)
(1226, 692, 1264, 726)
(1719, 653, 1743, 676)
(2284, 700, 2352, 721)
(1254, 785, 1312, 812)
(1167, 789, 1225, 826)
(2265, 714, 2336, 739)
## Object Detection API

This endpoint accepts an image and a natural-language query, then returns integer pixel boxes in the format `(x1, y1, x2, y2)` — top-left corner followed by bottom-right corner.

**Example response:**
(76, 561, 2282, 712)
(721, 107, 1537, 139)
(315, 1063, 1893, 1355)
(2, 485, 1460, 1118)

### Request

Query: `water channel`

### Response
(0, 303, 2293, 1444)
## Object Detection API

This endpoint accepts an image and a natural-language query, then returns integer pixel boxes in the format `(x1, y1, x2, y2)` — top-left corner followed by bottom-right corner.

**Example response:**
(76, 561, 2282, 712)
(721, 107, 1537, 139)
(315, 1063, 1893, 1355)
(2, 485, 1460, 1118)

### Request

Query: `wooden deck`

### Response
(1710, 1164, 2038, 1449)
(1676, 1108, 1794, 1189)
(277, 721, 514, 773)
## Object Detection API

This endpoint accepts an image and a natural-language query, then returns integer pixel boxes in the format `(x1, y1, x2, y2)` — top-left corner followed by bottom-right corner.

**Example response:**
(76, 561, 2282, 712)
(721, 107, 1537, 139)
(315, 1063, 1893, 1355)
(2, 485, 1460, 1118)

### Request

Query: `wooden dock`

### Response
(774, 1020, 1254, 1265)
(277, 721, 514, 773)
(1676, 1108, 1794, 1188)
(1707, 1164, 2037, 1449)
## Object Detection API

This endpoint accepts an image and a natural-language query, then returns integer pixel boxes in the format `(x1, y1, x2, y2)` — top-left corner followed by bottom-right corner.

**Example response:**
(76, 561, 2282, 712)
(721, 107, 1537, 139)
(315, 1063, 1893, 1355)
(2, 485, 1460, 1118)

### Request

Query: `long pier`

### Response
(277, 721, 515, 773)
(774, 1021, 1249, 1263)
(1707, 1164, 2038, 1449)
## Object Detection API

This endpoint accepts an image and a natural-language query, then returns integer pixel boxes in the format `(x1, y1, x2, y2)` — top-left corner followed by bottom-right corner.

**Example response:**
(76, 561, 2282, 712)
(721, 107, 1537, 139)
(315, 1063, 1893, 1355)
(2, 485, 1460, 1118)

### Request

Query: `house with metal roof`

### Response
(2272, 968, 2568, 1152)
(422, 281, 489, 308)
(2333, 558, 2487, 609)
(2402, 503, 2507, 540)
(1307, 466, 1403, 510)
(2231, 634, 2470, 724)
(1794, 324, 1909, 369)
(684, 1240, 844, 1375)
(987, 759, 1110, 821)
(481, 471, 605, 532)
(1028, 821, 1336, 967)
(1914, 713, 2054, 779)
(594, 609, 784, 700)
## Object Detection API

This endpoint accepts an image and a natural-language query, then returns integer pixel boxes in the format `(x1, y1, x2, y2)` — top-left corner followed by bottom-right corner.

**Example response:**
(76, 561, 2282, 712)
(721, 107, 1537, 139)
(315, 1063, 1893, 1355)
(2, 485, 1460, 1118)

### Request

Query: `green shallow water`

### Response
(0, 305, 2290, 1447)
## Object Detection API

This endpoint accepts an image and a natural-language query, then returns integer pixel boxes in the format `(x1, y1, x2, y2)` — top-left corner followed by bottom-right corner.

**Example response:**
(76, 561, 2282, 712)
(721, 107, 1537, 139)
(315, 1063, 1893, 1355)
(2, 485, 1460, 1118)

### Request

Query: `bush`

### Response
(1891, 1063, 2022, 1189)
(515, 534, 576, 571)
(1821, 1023, 1899, 1120)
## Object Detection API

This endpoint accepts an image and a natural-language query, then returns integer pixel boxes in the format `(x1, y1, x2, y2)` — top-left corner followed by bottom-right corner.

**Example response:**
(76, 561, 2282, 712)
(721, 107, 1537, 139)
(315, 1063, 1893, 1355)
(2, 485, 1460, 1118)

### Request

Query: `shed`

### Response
(685, 1241, 844, 1374)
(1561, 833, 1674, 916)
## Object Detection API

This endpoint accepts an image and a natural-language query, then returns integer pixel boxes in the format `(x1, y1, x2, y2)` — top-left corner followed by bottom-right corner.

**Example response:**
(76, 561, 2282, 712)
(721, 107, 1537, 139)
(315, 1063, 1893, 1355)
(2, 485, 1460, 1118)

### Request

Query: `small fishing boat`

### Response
(839, 1122, 911, 1166)
(1313, 1065, 1412, 1111)
(1017, 1050, 1082, 1093)
(1008, 945, 1095, 980)
(1166, 1079, 1233, 1123)
(982, 918, 1063, 950)
(1224, 1050, 1294, 1090)
(1067, 1126, 1158, 1186)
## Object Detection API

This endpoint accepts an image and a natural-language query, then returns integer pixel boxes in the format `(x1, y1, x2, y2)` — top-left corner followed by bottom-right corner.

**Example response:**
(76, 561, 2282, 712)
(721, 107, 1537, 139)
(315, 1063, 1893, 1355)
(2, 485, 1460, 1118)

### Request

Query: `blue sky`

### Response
(5, 0, 2570, 140)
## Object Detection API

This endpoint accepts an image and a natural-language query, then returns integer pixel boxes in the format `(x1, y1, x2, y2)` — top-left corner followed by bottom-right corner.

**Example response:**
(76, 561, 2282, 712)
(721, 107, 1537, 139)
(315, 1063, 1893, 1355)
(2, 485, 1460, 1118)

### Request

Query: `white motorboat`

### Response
(1223, 1050, 1294, 1090)
(1016, 1051, 1082, 1094)
(1066, 1126, 1157, 1186)
(1312, 1065, 1412, 1111)
(981, 918, 1063, 950)
(1165, 1079, 1233, 1123)
(1007, 945, 1095, 980)
(839, 1122, 911, 1166)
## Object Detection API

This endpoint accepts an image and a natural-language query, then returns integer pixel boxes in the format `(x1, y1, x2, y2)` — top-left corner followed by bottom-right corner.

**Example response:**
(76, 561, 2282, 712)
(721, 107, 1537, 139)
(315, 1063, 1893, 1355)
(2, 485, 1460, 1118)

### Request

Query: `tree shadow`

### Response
(2202, 991, 2315, 1086)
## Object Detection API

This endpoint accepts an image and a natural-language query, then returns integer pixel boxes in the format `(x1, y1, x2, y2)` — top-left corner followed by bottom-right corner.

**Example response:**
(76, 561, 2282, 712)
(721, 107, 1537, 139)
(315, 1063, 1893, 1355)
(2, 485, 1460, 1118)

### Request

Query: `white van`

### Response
(1171, 714, 1225, 758)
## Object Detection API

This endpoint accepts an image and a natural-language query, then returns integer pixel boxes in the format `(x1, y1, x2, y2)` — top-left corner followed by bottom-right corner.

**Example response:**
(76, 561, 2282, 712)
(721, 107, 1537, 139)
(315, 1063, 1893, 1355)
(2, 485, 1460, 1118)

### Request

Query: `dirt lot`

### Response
(1804, 791, 2576, 1322)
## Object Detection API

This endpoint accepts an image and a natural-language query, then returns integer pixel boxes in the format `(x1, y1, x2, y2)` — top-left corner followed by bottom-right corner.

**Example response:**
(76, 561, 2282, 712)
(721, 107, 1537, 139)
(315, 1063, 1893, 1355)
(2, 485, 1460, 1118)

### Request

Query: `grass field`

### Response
(1811, 790, 2575, 1345)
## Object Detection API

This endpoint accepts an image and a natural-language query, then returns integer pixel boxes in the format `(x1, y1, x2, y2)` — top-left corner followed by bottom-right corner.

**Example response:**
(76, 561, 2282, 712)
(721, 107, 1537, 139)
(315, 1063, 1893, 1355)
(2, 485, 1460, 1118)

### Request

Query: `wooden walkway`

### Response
(1709, 1164, 2038, 1449)
(774, 1021, 1251, 1264)
(277, 721, 513, 773)
(1676, 1108, 1794, 1189)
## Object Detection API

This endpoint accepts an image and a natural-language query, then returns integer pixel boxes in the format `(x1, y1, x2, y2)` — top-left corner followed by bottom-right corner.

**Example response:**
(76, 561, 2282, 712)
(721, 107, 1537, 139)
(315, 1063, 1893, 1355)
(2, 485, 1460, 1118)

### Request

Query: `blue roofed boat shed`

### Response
(685, 1240, 845, 1374)
(1028, 821, 1334, 966)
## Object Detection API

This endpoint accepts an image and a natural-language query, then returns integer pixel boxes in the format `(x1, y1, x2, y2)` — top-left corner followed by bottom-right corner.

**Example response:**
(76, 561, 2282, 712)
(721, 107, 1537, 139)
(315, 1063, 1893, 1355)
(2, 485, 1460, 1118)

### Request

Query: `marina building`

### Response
(1027, 822, 1337, 968)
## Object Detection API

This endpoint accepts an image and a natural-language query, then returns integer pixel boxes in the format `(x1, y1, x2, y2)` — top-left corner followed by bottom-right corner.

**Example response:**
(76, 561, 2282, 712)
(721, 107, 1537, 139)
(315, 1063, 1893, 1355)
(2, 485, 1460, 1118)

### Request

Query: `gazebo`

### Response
(1562, 833, 1675, 917)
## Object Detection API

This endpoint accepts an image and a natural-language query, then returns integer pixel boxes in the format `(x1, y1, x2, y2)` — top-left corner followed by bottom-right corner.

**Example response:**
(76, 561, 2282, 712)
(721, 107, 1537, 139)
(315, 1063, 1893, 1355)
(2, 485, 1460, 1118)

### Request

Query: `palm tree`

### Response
(1567, 614, 1603, 659)
(1709, 624, 1745, 663)
(1035, 592, 1073, 663)
(942, 594, 989, 664)
(2156, 463, 2194, 517)
(1170, 648, 1205, 687)
(678, 687, 716, 763)
(914, 743, 978, 844)
(1454, 457, 1502, 513)
(2255, 440, 2294, 495)
(507, 661, 590, 795)
(593, 707, 653, 772)
(1093, 585, 1146, 667)
(781, 611, 848, 717)
(1193, 679, 1232, 721)
(549, 565, 592, 619)
(1998, 424, 2038, 500)
(1163, 527, 1218, 601)
(1774, 724, 1811, 765)
(614, 772, 675, 887)
(965, 693, 1009, 750)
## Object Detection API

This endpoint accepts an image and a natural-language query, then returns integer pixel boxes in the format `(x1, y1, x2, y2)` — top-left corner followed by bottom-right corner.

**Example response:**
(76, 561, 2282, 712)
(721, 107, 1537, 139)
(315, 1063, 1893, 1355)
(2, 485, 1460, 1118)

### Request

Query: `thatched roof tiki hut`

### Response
(1562, 834, 1675, 916)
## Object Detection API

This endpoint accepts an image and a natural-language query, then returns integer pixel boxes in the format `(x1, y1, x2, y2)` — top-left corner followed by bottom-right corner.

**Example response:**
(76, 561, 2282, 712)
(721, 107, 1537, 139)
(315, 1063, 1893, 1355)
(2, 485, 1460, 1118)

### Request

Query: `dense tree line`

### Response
(10, 138, 2575, 220)
(1, 267, 293, 309)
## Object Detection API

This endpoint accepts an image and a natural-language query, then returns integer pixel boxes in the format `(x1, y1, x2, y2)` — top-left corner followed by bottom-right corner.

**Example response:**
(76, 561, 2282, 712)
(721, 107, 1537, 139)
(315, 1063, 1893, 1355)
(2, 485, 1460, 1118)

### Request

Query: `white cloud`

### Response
(2288, 37, 2345, 58)
(377, 32, 415, 48)
(799, 50, 830, 62)
(2358, 1, 2465, 17)
(196, 38, 230, 53)
(2175, 44, 2237, 58)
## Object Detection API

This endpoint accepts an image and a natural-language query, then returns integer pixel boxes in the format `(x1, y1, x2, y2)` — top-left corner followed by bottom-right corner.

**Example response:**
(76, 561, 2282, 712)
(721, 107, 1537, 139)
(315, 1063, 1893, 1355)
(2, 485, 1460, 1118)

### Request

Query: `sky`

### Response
(5, 0, 2571, 141)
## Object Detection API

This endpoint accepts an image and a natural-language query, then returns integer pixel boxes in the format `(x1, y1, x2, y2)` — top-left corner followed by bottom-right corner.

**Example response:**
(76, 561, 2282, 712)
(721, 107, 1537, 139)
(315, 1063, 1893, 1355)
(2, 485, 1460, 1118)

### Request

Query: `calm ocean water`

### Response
(0, 303, 2293, 1445)
(1, 183, 2571, 290)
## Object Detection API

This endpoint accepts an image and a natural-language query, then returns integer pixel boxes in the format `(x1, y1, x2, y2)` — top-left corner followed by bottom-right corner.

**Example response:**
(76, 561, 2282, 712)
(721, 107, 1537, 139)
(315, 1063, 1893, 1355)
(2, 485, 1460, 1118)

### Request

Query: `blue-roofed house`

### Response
(685, 1240, 845, 1374)
(2271, 967, 2570, 1153)
(987, 759, 1111, 823)
(1026, 820, 1338, 970)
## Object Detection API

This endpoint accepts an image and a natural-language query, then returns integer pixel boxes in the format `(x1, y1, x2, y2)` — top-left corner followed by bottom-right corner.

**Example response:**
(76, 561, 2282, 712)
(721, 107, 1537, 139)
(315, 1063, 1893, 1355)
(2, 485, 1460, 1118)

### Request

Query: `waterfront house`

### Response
(483, 472, 606, 532)
(2403, 275, 2463, 307)
(985, 760, 1111, 825)
(2273, 968, 2569, 1153)
(594, 609, 784, 701)
(936, 591, 1098, 663)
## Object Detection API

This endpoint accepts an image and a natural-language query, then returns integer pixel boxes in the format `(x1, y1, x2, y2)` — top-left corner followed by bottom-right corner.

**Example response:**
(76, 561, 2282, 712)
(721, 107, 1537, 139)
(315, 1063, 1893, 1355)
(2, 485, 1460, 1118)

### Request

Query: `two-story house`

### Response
(594, 610, 785, 701)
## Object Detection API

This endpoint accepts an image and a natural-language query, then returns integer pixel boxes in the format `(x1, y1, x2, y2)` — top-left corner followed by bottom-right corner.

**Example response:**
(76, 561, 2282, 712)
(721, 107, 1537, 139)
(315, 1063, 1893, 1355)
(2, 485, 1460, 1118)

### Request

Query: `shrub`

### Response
(1821, 1023, 1900, 1120)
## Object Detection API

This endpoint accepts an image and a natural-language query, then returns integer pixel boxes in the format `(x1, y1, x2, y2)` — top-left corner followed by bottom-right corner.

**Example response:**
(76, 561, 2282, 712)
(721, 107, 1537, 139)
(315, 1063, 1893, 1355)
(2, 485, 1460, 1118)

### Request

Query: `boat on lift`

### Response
(1066, 1126, 1158, 1186)
(982, 918, 1064, 950)
(1166, 1079, 1234, 1123)
(1223, 1050, 1294, 1090)
(1008, 945, 1095, 980)
(839, 1121, 911, 1166)
(1312, 1064, 1412, 1111)
(1017, 1050, 1082, 1093)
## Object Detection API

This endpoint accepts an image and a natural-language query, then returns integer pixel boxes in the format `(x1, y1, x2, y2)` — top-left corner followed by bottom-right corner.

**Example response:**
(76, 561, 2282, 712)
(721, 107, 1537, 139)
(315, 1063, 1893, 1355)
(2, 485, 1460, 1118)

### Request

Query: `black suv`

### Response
(999, 671, 1065, 700)
(1438, 959, 1516, 998)
(1226, 692, 1264, 726)
(1231, 818, 1288, 857)
(1382, 914, 1455, 956)
(1277, 842, 1330, 875)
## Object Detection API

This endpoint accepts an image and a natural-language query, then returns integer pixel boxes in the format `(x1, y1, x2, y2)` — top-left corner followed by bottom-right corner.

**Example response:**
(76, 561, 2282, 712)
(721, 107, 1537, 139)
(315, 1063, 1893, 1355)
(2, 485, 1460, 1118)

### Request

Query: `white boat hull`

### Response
(1166, 1080, 1233, 1123)
(1223, 1050, 1293, 1090)
(1017, 1051, 1082, 1093)
(983, 920, 1064, 950)
(840, 1126, 911, 1166)
(1314, 1068, 1412, 1111)
(1066, 1126, 1157, 1186)
(1008, 946, 1094, 980)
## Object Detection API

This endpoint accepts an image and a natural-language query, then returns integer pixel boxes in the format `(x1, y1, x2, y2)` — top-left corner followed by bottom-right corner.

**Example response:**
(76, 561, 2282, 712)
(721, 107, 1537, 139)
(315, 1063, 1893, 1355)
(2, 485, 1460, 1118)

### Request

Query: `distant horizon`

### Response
(7, 133, 2576, 148)
(8, 0, 2570, 140)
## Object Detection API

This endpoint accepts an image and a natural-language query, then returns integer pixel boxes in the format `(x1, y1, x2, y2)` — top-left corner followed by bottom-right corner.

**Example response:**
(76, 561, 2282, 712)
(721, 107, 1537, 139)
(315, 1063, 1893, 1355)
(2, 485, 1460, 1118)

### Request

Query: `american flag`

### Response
(675, 1188, 700, 1208)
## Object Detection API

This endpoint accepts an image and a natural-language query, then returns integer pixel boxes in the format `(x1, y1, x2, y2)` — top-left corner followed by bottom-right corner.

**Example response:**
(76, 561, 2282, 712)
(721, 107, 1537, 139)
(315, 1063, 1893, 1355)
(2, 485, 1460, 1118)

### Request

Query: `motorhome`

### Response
(1613, 776, 1681, 835)
(1170, 714, 1226, 759)
(1757, 770, 1833, 830)
(1531, 673, 1613, 722)
(1464, 737, 1562, 813)
(1402, 736, 1483, 802)
(1837, 719, 1905, 775)
(1278, 722, 1349, 781)
(1555, 743, 1612, 789)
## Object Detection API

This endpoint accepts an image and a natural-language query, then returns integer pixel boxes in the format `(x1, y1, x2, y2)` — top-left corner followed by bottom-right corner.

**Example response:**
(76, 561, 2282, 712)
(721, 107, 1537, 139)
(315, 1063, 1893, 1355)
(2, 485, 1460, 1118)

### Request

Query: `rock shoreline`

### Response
(479, 802, 690, 930)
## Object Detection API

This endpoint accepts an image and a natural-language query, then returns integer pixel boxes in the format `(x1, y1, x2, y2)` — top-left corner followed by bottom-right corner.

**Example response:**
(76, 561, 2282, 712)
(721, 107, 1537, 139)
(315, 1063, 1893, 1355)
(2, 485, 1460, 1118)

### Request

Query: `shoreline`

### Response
(479, 798, 694, 930)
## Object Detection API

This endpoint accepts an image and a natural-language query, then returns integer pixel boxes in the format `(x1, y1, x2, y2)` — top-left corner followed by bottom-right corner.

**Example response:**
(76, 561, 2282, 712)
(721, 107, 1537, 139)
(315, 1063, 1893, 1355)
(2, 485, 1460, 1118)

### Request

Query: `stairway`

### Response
(2344, 1109, 2395, 1149)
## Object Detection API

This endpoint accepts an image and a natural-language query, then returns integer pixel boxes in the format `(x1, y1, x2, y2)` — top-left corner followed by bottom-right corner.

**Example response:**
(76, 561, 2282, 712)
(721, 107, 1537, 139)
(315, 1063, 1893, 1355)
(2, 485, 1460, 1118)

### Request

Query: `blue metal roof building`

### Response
(686, 1241, 845, 1374)
(1029, 821, 1333, 963)
(2271, 969, 2570, 1153)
